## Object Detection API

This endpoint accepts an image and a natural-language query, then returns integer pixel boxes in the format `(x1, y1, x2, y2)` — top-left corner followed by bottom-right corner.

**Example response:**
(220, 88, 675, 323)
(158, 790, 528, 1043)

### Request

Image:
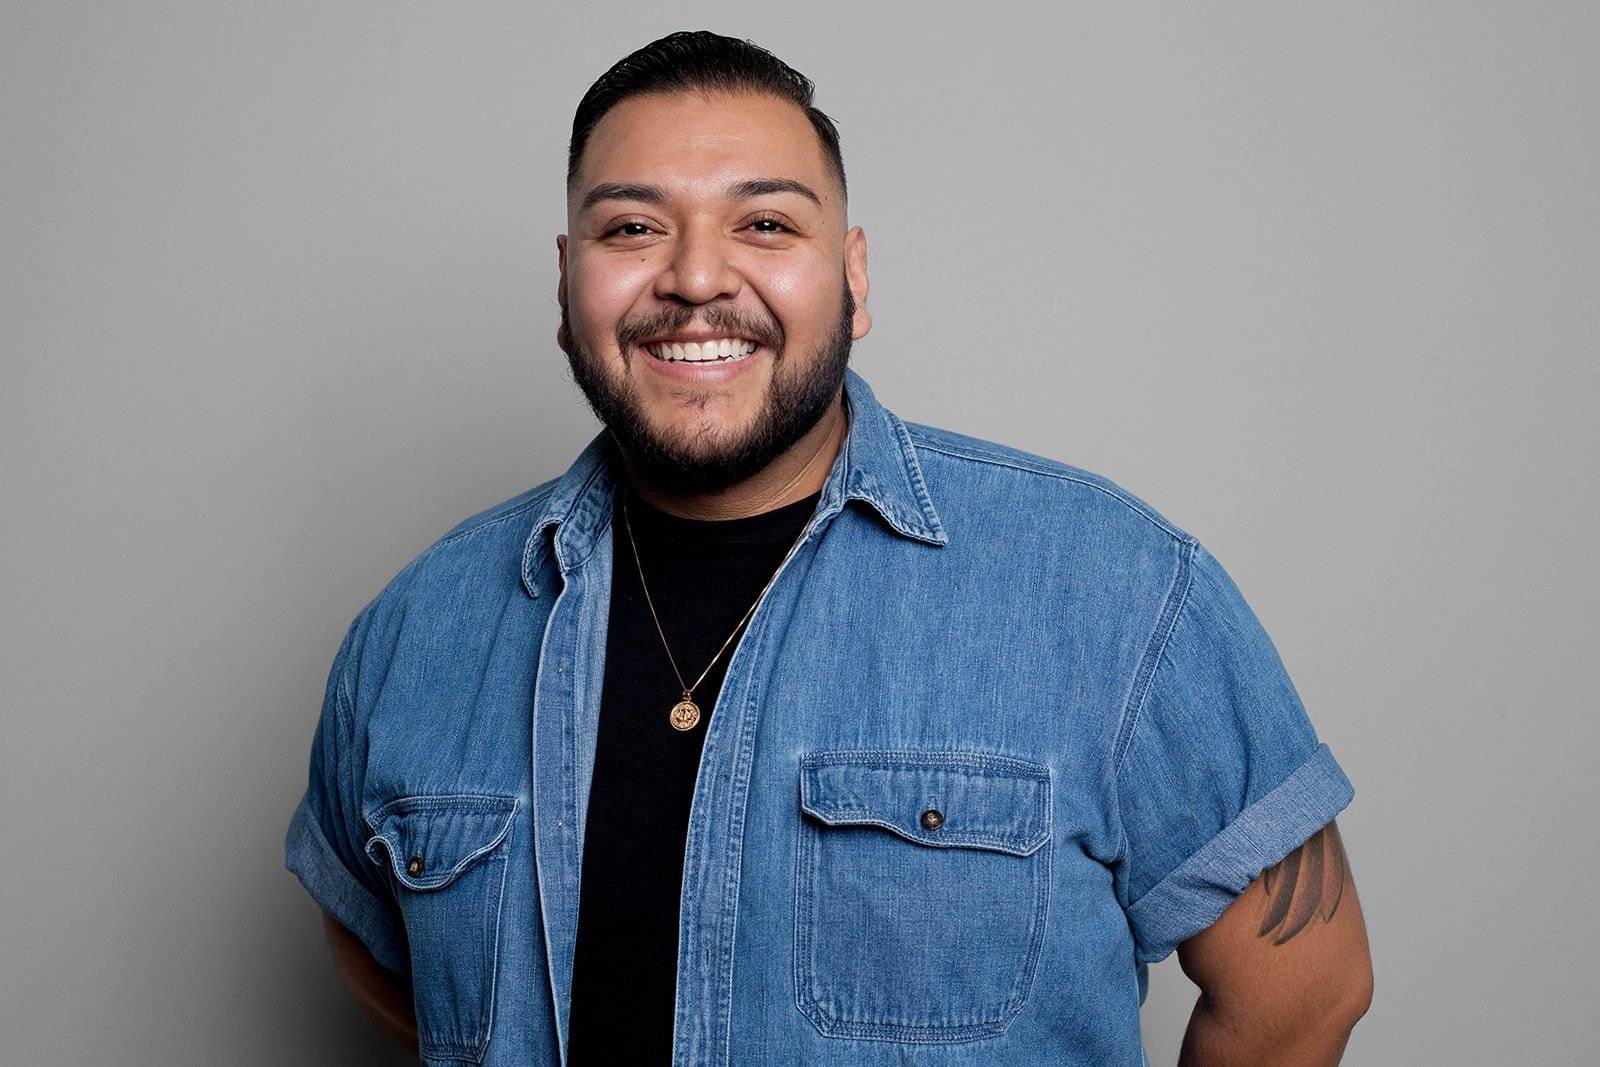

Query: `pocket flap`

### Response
(799, 751, 1050, 857)
(364, 794, 518, 891)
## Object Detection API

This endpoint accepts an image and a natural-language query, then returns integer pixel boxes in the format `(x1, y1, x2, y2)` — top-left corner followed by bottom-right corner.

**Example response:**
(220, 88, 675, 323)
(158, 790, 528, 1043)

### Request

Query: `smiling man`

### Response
(286, 30, 1373, 1067)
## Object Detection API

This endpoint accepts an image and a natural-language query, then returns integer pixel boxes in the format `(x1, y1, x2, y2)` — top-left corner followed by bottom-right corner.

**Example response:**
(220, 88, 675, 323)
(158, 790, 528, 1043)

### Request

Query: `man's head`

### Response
(556, 30, 871, 494)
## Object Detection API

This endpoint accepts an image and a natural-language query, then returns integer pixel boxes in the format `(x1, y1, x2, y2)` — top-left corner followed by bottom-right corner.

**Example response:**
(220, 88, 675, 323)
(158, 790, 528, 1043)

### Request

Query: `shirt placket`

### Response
(670, 503, 836, 1067)
(531, 521, 617, 1066)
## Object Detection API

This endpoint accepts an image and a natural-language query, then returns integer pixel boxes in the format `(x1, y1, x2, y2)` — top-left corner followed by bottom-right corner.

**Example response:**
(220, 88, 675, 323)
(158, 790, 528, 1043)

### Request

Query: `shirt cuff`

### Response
(284, 794, 410, 974)
(1126, 742, 1354, 965)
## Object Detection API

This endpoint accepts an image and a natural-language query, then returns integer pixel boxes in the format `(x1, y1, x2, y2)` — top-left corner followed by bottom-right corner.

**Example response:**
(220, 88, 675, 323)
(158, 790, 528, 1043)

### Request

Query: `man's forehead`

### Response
(571, 90, 836, 209)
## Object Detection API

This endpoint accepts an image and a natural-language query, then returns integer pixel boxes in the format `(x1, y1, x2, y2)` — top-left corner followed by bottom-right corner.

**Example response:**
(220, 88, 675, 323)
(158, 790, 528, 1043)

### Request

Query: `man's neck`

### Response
(620, 392, 848, 520)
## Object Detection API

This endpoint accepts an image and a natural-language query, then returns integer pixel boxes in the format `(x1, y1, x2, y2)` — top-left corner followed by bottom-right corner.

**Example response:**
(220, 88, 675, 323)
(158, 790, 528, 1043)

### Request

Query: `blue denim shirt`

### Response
(286, 367, 1354, 1066)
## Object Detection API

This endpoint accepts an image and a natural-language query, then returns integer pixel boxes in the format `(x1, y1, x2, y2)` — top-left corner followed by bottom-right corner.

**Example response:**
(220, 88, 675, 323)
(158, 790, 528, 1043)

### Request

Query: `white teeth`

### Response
(646, 339, 759, 363)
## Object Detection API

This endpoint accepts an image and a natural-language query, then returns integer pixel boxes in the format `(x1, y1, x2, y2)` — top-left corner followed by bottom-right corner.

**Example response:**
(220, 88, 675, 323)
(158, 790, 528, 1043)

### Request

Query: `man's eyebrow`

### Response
(726, 178, 822, 208)
(578, 182, 667, 214)
(578, 177, 823, 215)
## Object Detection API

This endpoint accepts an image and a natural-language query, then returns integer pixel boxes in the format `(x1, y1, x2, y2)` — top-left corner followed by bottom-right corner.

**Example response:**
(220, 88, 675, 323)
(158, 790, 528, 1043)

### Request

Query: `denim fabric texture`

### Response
(284, 367, 1354, 1066)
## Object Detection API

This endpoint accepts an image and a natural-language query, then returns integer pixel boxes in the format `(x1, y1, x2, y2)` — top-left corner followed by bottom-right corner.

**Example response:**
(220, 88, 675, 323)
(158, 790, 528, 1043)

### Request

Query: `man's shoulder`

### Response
(433, 478, 563, 547)
(902, 419, 1196, 549)
(353, 476, 561, 625)
(324, 477, 564, 727)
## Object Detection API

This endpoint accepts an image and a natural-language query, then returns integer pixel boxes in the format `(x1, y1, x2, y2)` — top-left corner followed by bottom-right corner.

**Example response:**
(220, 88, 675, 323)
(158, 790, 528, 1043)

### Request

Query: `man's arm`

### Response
(1174, 819, 1373, 1066)
(321, 912, 420, 1056)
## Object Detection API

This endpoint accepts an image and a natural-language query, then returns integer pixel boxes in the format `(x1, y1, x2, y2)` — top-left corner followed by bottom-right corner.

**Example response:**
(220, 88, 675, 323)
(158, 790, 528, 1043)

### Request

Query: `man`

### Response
(286, 30, 1372, 1066)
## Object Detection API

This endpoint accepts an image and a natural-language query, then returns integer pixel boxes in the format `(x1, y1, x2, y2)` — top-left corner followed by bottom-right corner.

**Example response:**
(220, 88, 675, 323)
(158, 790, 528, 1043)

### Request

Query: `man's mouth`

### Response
(642, 338, 760, 364)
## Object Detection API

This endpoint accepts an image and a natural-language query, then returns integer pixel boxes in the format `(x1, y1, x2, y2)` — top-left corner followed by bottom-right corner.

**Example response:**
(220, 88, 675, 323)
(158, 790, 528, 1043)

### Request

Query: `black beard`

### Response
(559, 278, 855, 494)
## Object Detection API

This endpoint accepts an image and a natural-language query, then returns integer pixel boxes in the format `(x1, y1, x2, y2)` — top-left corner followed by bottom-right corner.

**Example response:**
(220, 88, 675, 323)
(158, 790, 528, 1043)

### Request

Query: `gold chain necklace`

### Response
(620, 488, 809, 731)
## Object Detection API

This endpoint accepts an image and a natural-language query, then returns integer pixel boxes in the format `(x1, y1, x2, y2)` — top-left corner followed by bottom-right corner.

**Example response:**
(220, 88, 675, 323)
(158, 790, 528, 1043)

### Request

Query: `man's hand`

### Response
(1174, 819, 1373, 1065)
(321, 912, 420, 1056)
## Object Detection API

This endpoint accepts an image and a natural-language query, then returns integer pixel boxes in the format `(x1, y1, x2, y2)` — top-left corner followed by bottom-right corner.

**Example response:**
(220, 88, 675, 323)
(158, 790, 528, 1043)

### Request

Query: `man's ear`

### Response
(845, 225, 872, 341)
(555, 234, 572, 354)
(555, 234, 568, 306)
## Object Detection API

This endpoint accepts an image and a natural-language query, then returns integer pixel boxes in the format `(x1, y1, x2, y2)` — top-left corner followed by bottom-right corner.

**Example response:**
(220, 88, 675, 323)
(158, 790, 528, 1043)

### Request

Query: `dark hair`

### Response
(567, 30, 846, 204)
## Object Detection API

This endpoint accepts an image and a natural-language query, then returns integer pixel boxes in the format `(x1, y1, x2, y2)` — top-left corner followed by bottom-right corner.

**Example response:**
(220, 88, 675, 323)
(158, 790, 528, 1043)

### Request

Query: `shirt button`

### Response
(920, 808, 944, 831)
(406, 855, 424, 876)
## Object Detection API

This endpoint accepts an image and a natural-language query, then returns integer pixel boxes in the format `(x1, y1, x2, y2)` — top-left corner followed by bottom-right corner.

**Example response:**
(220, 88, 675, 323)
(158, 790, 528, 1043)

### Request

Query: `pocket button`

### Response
(920, 808, 944, 830)
(406, 855, 424, 876)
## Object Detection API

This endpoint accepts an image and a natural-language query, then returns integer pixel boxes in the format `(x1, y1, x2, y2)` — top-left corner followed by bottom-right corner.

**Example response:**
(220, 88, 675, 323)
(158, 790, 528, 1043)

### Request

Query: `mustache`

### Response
(617, 307, 782, 351)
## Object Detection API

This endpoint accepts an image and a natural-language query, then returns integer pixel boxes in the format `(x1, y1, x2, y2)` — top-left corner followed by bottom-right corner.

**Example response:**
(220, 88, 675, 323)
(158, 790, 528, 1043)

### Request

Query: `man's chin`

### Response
(618, 425, 772, 490)
(641, 404, 763, 447)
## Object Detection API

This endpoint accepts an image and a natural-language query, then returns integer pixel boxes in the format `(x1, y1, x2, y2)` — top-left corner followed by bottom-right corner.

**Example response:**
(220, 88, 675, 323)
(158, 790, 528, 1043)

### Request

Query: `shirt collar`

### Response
(521, 367, 947, 599)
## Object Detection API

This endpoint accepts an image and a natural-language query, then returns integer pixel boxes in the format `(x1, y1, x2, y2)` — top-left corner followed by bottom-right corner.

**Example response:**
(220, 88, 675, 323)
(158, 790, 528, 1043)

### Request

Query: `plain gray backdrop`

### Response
(3, 2, 1596, 1063)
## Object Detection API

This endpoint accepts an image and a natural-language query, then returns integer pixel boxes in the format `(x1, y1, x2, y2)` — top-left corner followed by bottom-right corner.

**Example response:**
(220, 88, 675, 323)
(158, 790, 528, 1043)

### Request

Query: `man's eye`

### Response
(603, 219, 792, 238)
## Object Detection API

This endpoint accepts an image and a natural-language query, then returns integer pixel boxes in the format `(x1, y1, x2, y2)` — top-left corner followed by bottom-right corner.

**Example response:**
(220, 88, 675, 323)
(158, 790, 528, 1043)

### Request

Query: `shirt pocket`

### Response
(364, 794, 518, 1064)
(794, 751, 1052, 1044)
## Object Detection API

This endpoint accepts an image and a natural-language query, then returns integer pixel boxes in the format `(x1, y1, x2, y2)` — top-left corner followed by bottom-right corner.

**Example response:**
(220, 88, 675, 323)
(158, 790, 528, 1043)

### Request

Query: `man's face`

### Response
(557, 90, 870, 492)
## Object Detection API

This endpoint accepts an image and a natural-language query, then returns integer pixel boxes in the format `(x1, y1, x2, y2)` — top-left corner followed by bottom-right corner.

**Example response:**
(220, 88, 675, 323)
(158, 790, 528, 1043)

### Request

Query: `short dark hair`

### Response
(567, 30, 847, 205)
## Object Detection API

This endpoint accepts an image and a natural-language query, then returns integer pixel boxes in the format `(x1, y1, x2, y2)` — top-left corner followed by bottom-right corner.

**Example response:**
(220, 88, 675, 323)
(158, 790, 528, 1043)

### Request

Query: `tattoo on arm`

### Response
(1255, 821, 1349, 946)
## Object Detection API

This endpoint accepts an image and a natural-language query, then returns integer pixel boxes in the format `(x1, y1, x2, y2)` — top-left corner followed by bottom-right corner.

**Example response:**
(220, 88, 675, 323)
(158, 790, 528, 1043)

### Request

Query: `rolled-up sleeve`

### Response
(1115, 540, 1355, 966)
(284, 616, 409, 974)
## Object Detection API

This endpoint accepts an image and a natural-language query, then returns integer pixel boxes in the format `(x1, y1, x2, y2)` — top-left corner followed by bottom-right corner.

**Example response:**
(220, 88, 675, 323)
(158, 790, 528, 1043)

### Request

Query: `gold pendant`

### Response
(669, 697, 701, 731)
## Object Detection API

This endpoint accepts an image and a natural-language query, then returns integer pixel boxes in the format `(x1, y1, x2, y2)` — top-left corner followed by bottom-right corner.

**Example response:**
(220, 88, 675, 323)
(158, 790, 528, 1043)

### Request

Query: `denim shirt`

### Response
(285, 367, 1354, 1066)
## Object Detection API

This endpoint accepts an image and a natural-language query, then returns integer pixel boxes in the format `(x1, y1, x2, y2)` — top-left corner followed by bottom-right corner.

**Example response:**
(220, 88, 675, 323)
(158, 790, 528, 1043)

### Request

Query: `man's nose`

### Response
(653, 222, 741, 304)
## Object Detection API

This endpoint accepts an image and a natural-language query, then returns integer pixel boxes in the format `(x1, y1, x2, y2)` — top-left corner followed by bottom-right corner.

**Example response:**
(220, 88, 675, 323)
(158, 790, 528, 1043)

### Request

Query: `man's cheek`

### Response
(583, 258, 656, 304)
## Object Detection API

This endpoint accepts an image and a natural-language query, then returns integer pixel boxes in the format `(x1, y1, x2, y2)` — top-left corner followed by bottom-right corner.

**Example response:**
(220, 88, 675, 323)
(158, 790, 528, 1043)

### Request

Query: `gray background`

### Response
(3, 2, 1595, 1063)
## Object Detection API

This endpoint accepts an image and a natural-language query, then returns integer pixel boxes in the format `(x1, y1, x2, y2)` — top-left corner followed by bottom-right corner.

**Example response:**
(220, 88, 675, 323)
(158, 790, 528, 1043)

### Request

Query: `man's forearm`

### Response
(1177, 991, 1365, 1067)
(321, 913, 419, 1055)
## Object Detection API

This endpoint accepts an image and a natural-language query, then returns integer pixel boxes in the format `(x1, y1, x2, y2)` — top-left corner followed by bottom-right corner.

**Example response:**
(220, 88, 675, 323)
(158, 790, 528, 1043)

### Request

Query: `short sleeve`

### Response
(283, 615, 409, 973)
(1114, 540, 1354, 966)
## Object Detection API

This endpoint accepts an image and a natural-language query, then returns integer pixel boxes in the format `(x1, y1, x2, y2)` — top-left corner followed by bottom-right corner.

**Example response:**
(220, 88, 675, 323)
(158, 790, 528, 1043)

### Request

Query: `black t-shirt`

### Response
(566, 484, 822, 1064)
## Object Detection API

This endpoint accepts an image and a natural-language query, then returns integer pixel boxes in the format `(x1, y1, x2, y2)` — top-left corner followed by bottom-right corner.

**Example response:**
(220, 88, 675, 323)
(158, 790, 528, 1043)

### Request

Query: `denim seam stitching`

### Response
(1102, 538, 1197, 891)
(365, 793, 519, 826)
(329, 630, 358, 830)
(333, 612, 363, 725)
(884, 409, 947, 540)
(473, 836, 514, 1061)
(1000, 836, 1053, 1026)
(795, 798, 820, 1031)
(714, 651, 761, 1063)
(1110, 537, 1199, 782)
(527, 575, 567, 1065)
(567, 565, 597, 900)
(909, 438, 1189, 543)
(325, 613, 384, 910)
(801, 750, 1051, 777)
(436, 486, 556, 551)
(1018, 804, 1054, 1017)
(797, 809, 1046, 856)
(361, 796, 517, 888)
